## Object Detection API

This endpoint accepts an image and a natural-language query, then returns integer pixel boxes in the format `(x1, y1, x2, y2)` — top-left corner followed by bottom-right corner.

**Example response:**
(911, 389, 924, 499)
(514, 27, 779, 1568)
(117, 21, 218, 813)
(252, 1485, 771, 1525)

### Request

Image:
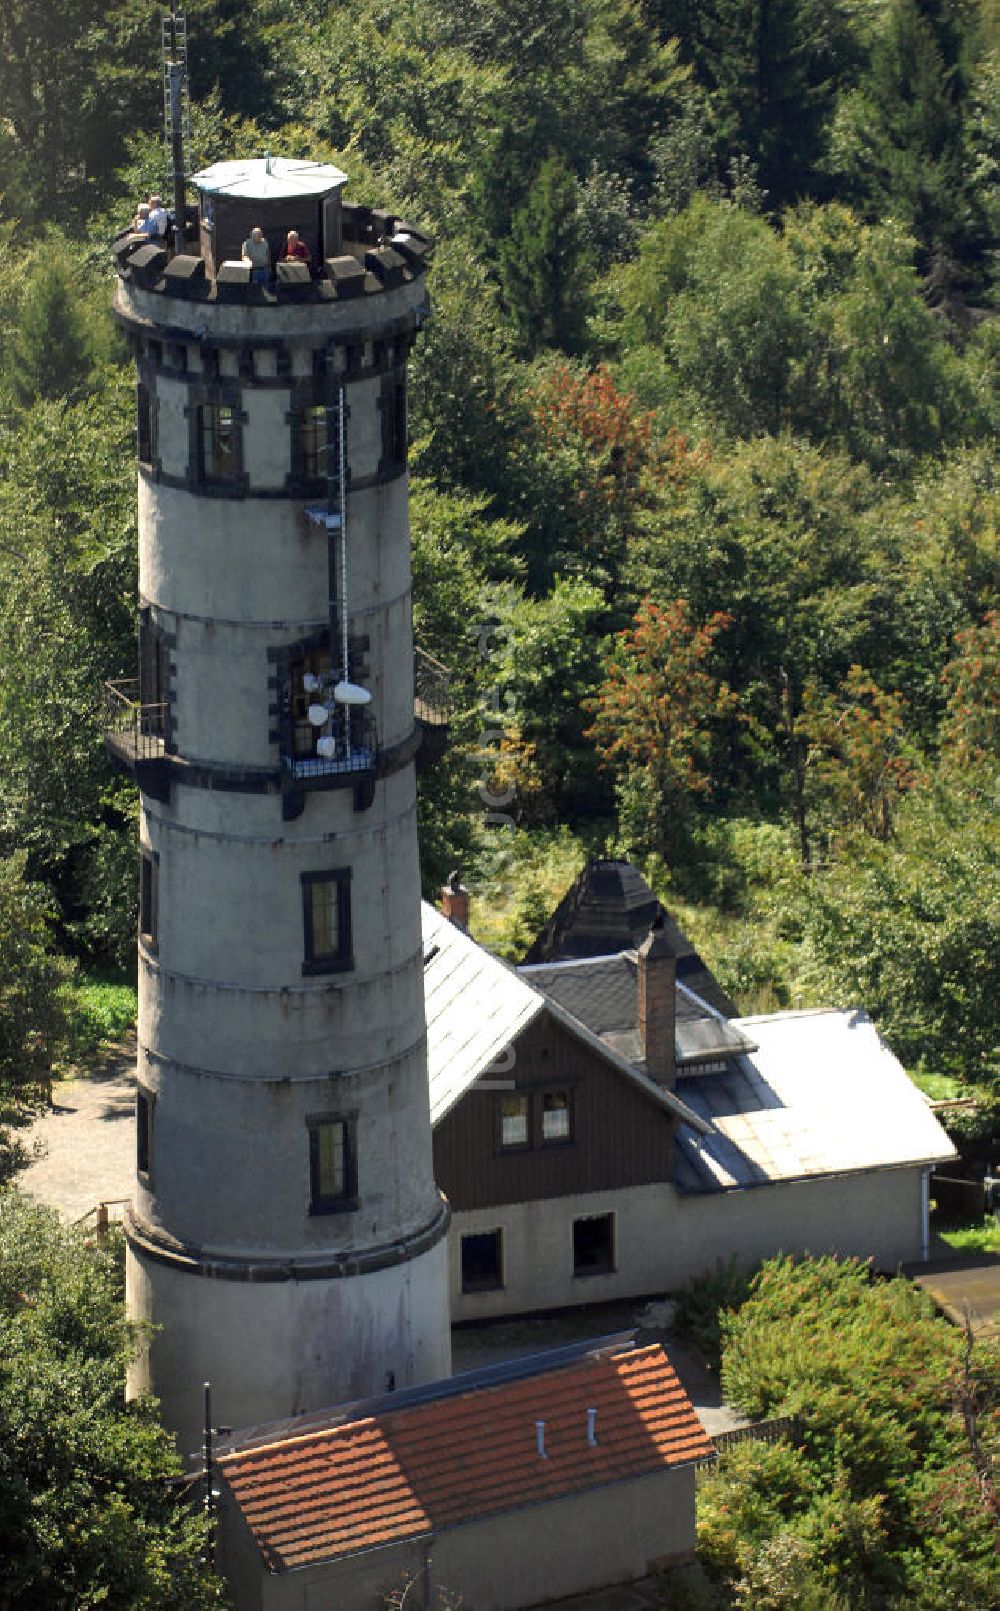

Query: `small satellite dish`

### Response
(333, 681, 372, 706)
(307, 703, 330, 726)
(302, 672, 323, 694)
(316, 735, 337, 760)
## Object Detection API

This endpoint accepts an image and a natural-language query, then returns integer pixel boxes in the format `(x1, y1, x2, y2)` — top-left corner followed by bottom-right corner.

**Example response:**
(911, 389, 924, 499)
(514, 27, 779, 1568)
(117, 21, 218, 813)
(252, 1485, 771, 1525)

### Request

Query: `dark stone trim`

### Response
(114, 303, 424, 362)
(155, 723, 420, 797)
(123, 1196, 451, 1283)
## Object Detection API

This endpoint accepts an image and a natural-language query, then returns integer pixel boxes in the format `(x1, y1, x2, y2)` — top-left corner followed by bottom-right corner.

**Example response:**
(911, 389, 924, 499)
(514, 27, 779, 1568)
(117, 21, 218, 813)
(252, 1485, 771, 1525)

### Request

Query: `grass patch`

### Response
(66, 972, 137, 1064)
(908, 1068, 965, 1101)
(937, 1217, 1000, 1256)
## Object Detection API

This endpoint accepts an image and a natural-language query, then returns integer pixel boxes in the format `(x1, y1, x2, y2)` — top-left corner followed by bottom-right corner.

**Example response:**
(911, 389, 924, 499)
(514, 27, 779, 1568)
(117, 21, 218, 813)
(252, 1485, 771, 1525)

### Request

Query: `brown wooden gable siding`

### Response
(433, 1010, 675, 1213)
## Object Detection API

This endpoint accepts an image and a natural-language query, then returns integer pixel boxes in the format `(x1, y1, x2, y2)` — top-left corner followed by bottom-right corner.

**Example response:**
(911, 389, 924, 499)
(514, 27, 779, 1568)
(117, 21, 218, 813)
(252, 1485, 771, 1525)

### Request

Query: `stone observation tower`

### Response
(107, 157, 451, 1453)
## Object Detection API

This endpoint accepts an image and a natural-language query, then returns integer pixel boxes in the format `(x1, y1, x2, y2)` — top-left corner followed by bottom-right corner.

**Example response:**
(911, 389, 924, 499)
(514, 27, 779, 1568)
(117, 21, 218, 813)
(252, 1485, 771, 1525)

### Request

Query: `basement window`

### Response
(573, 1212, 615, 1278)
(308, 1116, 358, 1213)
(461, 1229, 503, 1293)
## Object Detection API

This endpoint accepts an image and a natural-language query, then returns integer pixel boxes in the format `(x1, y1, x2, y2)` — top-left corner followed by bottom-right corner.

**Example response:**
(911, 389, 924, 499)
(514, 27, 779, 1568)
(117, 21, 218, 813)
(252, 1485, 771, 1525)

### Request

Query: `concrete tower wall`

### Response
(115, 208, 450, 1454)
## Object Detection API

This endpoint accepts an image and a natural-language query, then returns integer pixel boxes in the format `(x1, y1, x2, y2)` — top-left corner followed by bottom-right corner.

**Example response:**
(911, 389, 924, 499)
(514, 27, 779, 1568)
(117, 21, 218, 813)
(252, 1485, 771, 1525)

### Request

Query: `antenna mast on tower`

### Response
(162, 1, 191, 252)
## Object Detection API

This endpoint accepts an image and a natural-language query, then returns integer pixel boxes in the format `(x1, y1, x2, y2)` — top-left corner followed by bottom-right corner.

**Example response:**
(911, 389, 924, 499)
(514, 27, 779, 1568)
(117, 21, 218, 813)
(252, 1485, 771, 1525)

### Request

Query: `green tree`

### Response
(586, 597, 737, 852)
(797, 664, 923, 844)
(3, 237, 102, 408)
(796, 769, 1000, 1085)
(498, 153, 591, 354)
(833, 0, 985, 267)
(654, 0, 856, 206)
(0, 1191, 225, 1607)
(700, 1255, 1000, 1608)
(940, 609, 1000, 768)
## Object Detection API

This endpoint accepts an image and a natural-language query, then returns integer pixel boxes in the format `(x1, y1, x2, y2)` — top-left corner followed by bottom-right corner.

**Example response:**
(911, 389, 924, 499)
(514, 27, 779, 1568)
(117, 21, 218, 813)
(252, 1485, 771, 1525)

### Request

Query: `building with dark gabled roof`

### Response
(215, 1336, 712, 1611)
(424, 898, 956, 1323)
(521, 858, 738, 1016)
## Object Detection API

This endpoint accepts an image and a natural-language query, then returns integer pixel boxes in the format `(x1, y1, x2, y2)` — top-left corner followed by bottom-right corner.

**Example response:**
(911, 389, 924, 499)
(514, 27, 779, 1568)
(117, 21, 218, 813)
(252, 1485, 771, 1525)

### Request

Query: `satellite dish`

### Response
(307, 703, 330, 726)
(316, 734, 337, 760)
(333, 680, 372, 706)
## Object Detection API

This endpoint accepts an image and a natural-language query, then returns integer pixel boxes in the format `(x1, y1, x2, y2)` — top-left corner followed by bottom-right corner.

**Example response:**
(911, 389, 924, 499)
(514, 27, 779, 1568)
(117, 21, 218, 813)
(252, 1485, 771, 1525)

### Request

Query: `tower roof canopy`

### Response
(191, 155, 347, 200)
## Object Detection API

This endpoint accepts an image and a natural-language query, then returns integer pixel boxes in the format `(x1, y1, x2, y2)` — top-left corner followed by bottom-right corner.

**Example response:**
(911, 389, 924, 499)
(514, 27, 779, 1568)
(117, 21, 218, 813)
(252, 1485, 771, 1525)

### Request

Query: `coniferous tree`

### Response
(497, 154, 591, 355)
(848, 0, 984, 265)
(653, 0, 856, 207)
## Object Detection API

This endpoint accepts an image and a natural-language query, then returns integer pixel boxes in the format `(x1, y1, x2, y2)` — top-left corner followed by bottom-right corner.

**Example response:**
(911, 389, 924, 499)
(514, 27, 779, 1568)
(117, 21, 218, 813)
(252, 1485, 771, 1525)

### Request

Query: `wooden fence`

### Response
(695, 1413, 803, 1479)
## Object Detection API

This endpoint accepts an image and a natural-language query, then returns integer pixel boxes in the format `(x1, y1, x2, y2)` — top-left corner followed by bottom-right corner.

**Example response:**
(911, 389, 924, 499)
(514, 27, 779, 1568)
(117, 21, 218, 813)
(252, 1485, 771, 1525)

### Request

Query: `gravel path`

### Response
(17, 1042, 136, 1224)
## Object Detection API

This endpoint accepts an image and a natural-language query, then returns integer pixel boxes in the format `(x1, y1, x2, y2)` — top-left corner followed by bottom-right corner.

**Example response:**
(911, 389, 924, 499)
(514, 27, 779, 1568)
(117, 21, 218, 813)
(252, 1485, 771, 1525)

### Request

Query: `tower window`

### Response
(139, 848, 159, 951)
(136, 1089, 153, 1179)
(299, 404, 327, 481)
(461, 1229, 503, 1293)
(198, 402, 238, 481)
(573, 1213, 615, 1278)
(381, 371, 407, 468)
(301, 869, 353, 975)
(295, 393, 343, 487)
(541, 1089, 572, 1144)
(308, 1116, 357, 1212)
(137, 382, 157, 465)
(498, 1093, 529, 1150)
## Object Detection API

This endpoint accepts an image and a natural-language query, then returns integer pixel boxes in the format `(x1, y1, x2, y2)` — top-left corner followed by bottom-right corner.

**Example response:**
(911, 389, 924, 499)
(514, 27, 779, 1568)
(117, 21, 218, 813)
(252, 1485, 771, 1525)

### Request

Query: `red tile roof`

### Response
(218, 1344, 714, 1572)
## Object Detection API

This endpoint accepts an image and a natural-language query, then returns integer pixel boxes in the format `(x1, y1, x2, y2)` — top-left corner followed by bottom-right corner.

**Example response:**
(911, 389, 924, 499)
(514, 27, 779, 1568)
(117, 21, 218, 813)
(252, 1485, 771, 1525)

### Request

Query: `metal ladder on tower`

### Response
(327, 383, 350, 755)
(161, 4, 191, 168)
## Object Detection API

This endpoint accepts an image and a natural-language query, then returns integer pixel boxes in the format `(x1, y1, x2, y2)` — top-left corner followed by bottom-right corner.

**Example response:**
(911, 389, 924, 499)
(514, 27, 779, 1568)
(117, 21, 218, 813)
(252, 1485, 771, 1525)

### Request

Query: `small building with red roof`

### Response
(215, 1336, 713, 1610)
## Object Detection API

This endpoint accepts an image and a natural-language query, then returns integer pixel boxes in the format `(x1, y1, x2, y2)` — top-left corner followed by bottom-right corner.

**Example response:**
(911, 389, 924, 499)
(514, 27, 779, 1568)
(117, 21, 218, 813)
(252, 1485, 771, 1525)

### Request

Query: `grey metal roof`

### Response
(422, 906, 709, 1133)
(191, 156, 347, 199)
(521, 955, 757, 1067)
(674, 1008, 957, 1193)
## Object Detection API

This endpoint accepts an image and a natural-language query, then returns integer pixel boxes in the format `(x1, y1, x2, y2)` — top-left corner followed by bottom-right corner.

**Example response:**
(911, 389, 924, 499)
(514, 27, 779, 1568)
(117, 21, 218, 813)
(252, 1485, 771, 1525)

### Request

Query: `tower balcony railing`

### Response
(414, 647, 450, 728)
(283, 708, 378, 782)
(102, 679, 167, 767)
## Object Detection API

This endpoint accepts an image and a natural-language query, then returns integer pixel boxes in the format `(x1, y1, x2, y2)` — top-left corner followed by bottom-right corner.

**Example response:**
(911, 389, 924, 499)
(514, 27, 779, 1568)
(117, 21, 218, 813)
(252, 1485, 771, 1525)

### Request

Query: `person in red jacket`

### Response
(282, 230, 311, 265)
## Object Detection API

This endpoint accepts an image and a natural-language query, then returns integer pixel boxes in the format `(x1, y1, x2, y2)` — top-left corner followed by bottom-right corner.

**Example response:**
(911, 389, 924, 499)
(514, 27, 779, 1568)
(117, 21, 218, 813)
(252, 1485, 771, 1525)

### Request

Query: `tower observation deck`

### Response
(111, 157, 451, 1454)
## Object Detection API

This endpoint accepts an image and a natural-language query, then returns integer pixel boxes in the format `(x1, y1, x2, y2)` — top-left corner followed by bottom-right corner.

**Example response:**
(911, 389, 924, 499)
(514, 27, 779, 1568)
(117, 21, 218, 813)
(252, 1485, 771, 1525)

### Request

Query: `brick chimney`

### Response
(440, 869, 469, 932)
(638, 913, 676, 1088)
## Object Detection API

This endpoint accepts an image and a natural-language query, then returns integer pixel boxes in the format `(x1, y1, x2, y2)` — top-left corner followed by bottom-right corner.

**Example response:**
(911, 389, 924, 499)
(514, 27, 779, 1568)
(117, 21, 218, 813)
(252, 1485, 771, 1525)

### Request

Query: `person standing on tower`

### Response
(242, 226, 271, 284)
(282, 229, 311, 266)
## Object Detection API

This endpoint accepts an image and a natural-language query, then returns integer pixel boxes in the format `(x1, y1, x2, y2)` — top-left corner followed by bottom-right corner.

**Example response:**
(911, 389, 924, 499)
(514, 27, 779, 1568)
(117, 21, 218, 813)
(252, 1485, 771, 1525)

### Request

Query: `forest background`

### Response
(0, 0, 998, 1137)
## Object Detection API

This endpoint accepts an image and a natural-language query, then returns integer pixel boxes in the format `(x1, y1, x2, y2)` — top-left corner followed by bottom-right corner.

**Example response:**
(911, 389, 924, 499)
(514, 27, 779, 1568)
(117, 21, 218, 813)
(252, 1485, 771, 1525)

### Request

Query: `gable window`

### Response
(308, 1116, 357, 1212)
(139, 848, 159, 952)
(541, 1089, 572, 1144)
(137, 381, 157, 465)
(198, 402, 238, 482)
(498, 1093, 529, 1150)
(573, 1212, 615, 1278)
(136, 1089, 154, 1179)
(461, 1229, 503, 1293)
(301, 869, 353, 975)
